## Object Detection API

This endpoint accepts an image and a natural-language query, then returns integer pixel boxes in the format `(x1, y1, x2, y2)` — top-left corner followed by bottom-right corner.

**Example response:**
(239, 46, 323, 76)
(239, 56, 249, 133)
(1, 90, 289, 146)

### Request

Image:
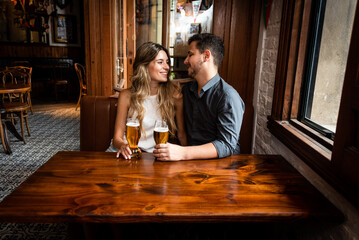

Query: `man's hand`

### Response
(153, 143, 187, 161)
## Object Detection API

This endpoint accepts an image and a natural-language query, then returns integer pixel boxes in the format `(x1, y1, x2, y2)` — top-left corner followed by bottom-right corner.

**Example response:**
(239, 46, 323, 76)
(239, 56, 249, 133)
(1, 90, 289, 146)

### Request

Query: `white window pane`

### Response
(309, 0, 357, 133)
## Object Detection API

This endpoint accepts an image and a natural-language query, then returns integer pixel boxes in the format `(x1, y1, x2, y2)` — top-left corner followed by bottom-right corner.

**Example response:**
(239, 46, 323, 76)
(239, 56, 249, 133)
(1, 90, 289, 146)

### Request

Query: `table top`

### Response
(0, 151, 342, 223)
(0, 84, 31, 94)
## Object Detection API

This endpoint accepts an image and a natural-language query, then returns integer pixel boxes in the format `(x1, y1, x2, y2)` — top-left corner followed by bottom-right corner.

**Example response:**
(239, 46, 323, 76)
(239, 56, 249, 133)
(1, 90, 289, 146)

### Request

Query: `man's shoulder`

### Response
(213, 79, 243, 110)
(216, 78, 241, 97)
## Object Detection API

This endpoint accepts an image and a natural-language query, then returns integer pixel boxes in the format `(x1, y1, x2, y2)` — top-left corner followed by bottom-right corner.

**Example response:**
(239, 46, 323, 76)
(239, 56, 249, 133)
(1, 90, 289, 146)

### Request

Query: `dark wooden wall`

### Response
(214, 0, 262, 153)
(83, 0, 116, 97)
(0, 45, 83, 98)
(0, 46, 82, 59)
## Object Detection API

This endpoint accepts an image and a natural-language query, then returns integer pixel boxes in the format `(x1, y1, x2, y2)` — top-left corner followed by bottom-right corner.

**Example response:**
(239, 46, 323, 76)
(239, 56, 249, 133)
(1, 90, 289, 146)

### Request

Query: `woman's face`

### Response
(148, 50, 170, 83)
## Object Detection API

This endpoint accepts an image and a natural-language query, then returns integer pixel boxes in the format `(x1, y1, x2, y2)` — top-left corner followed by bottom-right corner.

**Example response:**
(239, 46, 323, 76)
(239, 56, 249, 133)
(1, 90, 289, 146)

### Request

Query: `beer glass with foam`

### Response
(154, 120, 169, 144)
(126, 118, 141, 158)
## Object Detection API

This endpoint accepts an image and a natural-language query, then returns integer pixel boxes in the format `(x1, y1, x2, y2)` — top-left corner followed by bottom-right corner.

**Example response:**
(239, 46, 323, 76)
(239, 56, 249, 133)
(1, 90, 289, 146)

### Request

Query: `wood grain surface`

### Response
(0, 84, 31, 94)
(0, 152, 342, 223)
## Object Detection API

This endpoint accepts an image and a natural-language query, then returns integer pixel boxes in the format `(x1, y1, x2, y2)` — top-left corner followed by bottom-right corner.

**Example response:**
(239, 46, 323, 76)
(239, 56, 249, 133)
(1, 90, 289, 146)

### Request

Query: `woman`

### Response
(111, 42, 187, 159)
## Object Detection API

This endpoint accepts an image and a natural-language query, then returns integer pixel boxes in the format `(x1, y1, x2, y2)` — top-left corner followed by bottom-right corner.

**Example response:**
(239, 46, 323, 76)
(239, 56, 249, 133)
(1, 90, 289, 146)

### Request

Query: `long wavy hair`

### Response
(128, 42, 180, 137)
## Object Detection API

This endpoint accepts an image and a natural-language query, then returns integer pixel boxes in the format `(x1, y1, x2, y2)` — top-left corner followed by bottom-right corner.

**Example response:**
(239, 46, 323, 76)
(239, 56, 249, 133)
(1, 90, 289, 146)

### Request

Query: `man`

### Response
(153, 33, 244, 160)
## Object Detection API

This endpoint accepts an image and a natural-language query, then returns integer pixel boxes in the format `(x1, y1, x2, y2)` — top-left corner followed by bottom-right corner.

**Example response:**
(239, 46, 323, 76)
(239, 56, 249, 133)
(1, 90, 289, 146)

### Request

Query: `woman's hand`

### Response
(116, 143, 132, 159)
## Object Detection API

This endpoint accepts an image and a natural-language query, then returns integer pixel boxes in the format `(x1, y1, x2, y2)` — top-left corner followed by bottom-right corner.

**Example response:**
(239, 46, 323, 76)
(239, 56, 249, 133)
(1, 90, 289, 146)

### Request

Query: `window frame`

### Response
(268, 0, 359, 207)
(299, 0, 336, 140)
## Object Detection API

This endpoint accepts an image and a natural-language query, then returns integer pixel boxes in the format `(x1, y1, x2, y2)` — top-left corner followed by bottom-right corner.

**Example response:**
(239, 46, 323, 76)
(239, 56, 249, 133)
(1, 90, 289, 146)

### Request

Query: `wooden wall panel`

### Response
(102, 0, 115, 95)
(214, 0, 262, 153)
(0, 45, 81, 59)
(84, 0, 100, 96)
(126, 0, 136, 87)
(84, 0, 119, 96)
(213, 0, 232, 82)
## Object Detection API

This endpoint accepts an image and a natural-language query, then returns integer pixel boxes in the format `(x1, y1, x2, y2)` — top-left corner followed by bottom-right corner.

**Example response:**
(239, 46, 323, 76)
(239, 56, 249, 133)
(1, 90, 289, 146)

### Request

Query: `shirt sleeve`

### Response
(212, 89, 244, 158)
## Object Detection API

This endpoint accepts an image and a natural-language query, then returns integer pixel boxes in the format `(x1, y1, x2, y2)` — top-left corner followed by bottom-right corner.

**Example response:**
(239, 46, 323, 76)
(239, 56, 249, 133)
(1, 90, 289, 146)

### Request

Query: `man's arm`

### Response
(212, 89, 244, 158)
(153, 142, 218, 161)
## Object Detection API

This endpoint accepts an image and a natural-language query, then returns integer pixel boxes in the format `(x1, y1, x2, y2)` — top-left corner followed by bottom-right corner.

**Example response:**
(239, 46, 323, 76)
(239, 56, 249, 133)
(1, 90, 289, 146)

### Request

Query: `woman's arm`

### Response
(174, 90, 187, 146)
(113, 90, 132, 159)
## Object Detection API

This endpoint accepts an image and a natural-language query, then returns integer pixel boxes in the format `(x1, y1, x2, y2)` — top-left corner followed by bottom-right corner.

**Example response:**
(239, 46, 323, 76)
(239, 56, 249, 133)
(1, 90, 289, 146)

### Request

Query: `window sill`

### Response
(267, 117, 359, 206)
(268, 117, 332, 160)
(267, 117, 350, 195)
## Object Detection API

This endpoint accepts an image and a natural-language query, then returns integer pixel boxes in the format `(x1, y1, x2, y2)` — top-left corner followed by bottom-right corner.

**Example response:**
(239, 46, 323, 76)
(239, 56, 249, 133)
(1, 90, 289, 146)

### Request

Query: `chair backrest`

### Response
(1, 68, 31, 104)
(80, 96, 117, 151)
(74, 63, 86, 89)
(1, 70, 14, 86)
(5, 66, 32, 85)
(52, 62, 71, 81)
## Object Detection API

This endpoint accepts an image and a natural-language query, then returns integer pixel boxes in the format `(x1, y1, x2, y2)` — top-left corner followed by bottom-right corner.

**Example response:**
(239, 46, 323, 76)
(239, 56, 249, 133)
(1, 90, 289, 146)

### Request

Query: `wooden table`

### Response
(0, 83, 31, 94)
(0, 151, 342, 224)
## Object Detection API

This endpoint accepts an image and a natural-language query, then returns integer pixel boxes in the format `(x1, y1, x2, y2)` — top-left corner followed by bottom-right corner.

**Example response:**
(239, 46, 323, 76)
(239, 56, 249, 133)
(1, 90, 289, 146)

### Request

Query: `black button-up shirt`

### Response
(182, 74, 245, 158)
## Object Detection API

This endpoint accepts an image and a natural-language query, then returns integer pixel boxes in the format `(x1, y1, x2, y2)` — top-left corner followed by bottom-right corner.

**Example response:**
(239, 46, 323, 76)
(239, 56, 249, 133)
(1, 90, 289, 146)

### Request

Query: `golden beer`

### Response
(154, 128, 169, 144)
(126, 120, 141, 157)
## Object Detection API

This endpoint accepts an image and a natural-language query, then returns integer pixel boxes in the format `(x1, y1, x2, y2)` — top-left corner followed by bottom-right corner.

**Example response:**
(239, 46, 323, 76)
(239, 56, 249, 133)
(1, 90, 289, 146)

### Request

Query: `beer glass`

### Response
(126, 118, 141, 158)
(154, 120, 169, 144)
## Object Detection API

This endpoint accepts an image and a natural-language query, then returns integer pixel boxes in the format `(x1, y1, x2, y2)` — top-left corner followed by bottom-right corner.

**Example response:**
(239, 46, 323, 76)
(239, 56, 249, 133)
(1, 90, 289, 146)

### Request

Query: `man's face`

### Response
(184, 41, 204, 79)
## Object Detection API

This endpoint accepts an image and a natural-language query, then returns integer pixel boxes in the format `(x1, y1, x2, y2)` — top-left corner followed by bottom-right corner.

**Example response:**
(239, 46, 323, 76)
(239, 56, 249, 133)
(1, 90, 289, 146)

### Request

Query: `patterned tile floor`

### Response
(0, 107, 79, 239)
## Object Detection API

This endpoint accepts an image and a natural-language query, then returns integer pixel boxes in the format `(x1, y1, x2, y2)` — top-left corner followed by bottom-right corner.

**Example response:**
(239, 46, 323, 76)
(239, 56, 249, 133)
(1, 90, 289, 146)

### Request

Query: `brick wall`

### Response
(252, 0, 281, 155)
(252, 0, 359, 238)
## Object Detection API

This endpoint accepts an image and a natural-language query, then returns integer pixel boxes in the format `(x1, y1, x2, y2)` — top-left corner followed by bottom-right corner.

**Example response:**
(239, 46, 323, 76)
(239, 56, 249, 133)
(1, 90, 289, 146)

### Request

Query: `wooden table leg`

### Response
(0, 111, 12, 154)
(0, 121, 7, 153)
(2, 122, 12, 154)
(5, 120, 23, 142)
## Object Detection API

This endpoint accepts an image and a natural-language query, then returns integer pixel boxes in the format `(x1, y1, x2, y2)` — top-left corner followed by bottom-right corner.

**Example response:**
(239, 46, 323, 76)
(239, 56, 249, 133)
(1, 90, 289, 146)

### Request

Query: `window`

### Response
(168, 0, 213, 79)
(299, 0, 356, 140)
(114, 0, 164, 89)
(268, 0, 359, 207)
(136, 0, 163, 47)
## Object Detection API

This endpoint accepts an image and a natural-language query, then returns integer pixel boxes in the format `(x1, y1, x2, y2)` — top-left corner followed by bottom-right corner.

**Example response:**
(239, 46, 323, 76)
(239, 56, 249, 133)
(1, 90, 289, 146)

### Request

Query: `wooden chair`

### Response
(0, 108, 12, 154)
(1, 70, 31, 144)
(51, 62, 71, 102)
(6, 66, 33, 114)
(1, 70, 24, 104)
(74, 63, 87, 110)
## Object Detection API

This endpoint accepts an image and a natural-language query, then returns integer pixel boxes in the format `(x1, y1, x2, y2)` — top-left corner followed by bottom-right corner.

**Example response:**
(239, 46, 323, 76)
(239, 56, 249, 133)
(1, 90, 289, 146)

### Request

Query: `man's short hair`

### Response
(188, 33, 225, 67)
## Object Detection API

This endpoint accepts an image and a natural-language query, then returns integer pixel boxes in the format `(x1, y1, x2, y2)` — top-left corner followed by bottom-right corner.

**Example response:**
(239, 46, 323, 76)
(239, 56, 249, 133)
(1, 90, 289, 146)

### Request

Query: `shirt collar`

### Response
(189, 73, 220, 97)
(202, 73, 220, 92)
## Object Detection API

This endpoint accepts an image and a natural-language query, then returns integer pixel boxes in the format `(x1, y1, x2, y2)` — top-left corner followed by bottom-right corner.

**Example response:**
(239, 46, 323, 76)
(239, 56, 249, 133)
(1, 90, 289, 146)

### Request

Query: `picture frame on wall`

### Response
(188, 23, 201, 38)
(53, 14, 77, 43)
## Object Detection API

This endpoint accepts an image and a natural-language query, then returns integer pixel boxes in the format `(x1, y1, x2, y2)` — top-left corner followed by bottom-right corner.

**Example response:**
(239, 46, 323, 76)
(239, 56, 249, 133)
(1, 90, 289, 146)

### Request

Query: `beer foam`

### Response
(154, 127, 168, 132)
(126, 122, 140, 127)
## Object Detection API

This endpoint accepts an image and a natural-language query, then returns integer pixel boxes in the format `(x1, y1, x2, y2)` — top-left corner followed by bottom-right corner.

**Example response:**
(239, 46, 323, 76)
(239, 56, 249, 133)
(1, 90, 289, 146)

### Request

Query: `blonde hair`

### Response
(129, 42, 180, 137)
